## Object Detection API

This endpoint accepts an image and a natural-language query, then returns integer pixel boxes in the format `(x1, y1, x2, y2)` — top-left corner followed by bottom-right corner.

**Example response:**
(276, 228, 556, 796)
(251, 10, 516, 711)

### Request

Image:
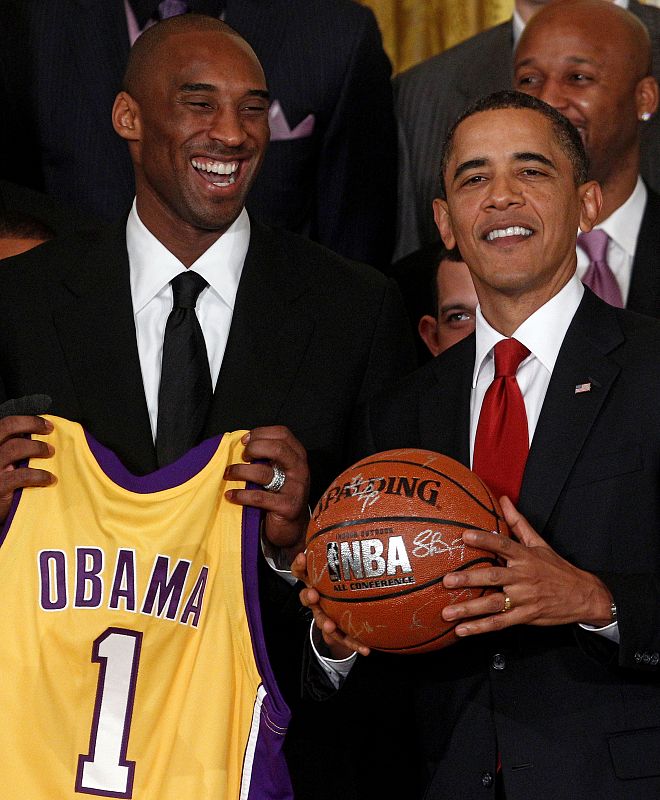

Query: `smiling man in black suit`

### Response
(0, 0, 396, 268)
(299, 91, 660, 800)
(0, 21, 413, 778)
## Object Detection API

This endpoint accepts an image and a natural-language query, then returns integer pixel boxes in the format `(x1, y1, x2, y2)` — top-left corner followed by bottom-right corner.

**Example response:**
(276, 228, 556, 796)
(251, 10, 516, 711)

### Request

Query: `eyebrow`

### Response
(515, 55, 597, 69)
(178, 83, 270, 100)
(452, 151, 556, 182)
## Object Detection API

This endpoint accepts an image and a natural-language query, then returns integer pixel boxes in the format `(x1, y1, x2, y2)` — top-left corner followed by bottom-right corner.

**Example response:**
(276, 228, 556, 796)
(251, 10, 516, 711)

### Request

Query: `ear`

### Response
(577, 180, 602, 233)
(418, 315, 442, 357)
(432, 198, 457, 250)
(635, 75, 659, 120)
(112, 91, 141, 142)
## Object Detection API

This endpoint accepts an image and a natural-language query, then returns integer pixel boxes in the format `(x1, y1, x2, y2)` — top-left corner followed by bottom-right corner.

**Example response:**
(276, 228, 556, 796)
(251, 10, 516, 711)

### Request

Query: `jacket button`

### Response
(642, 653, 651, 664)
(634, 651, 643, 663)
(481, 771, 494, 788)
(651, 653, 659, 666)
(492, 653, 506, 670)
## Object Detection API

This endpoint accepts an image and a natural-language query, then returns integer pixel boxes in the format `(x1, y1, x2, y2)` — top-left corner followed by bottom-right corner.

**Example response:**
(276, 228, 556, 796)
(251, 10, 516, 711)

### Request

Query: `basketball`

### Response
(305, 448, 509, 654)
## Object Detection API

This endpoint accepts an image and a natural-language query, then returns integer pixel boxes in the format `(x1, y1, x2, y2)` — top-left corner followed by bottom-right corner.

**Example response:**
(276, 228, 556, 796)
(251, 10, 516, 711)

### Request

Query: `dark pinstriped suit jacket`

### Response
(394, 0, 660, 259)
(0, 0, 397, 268)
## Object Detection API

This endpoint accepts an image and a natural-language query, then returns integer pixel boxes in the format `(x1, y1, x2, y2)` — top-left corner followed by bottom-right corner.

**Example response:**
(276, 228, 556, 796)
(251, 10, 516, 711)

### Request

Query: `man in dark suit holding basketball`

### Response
(298, 91, 660, 799)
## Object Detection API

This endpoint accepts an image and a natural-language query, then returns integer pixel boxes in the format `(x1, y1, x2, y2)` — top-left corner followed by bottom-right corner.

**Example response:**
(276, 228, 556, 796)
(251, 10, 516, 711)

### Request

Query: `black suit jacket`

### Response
(394, 0, 660, 258)
(0, 219, 413, 499)
(0, 0, 396, 268)
(340, 289, 660, 799)
(0, 219, 415, 794)
(627, 186, 660, 318)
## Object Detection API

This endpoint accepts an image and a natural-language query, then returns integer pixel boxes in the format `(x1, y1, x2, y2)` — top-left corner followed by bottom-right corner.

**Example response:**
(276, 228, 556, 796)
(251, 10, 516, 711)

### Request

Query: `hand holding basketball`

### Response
(442, 497, 615, 634)
(293, 551, 371, 658)
(305, 449, 509, 654)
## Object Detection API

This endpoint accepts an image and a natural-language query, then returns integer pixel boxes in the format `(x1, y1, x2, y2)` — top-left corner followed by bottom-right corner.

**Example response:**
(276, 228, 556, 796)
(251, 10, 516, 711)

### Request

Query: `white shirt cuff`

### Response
(309, 622, 357, 689)
(579, 620, 620, 644)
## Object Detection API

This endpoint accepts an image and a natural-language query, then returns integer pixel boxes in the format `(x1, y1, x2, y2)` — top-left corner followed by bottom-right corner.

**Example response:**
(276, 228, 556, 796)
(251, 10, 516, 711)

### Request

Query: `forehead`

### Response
(447, 108, 563, 167)
(151, 30, 266, 92)
(516, 14, 628, 72)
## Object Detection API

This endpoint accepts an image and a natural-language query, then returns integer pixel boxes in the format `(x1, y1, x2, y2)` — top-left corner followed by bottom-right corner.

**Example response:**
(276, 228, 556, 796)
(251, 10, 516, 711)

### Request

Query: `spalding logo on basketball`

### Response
(305, 449, 509, 654)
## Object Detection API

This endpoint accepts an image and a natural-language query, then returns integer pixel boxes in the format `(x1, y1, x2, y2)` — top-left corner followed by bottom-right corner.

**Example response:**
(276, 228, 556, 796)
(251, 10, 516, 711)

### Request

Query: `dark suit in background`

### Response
(343, 290, 660, 799)
(394, 0, 660, 259)
(627, 185, 660, 318)
(0, 0, 397, 268)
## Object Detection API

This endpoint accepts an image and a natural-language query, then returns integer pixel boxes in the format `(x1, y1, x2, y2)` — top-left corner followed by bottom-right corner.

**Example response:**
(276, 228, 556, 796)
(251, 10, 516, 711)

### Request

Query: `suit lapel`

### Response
(419, 336, 474, 466)
(627, 186, 660, 317)
(51, 223, 156, 473)
(204, 221, 314, 435)
(520, 291, 623, 534)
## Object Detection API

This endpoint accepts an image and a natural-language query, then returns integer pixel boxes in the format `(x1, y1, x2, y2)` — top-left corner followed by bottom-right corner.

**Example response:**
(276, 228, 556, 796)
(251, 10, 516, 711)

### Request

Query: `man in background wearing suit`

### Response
(0, 17, 414, 793)
(300, 91, 660, 799)
(0, 0, 397, 268)
(394, 0, 660, 259)
(515, 0, 659, 318)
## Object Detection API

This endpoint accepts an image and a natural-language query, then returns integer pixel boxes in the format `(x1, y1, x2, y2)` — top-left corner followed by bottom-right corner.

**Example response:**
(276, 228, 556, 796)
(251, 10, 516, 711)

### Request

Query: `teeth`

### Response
(211, 174, 236, 187)
(486, 226, 533, 241)
(191, 159, 239, 175)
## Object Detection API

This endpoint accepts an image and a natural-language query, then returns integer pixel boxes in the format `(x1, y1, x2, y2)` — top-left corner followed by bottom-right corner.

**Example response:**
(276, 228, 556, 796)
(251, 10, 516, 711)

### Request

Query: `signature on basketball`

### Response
(347, 473, 383, 513)
(412, 529, 466, 561)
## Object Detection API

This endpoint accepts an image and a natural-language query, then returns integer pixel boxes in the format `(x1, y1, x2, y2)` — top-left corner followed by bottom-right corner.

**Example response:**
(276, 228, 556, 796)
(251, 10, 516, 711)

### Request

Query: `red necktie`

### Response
(473, 338, 530, 504)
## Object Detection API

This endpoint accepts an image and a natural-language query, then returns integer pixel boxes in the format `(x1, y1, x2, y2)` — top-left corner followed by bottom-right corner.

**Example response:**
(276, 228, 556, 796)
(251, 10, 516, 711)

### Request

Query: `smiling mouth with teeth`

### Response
(486, 226, 533, 241)
(191, 158, 239, 186)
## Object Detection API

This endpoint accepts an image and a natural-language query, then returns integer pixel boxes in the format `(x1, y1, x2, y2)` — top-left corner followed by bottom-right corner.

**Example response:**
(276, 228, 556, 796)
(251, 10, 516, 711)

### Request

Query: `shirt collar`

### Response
(596, 176, 647, 260)
(127, 201, 250, 314)
(473, 275, 584, 386)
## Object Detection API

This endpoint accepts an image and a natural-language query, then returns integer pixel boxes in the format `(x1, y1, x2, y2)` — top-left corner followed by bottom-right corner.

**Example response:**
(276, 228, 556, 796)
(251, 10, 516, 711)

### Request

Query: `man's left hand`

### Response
(442, 496, 614, 637)
(224, 426, 310, 563)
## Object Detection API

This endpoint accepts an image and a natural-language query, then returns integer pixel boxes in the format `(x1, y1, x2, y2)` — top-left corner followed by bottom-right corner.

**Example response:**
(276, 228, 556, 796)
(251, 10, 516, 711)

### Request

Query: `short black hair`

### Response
(438, 90, 589, 199)
(0, 209, 55, 242)
(430, 246, 464, 319)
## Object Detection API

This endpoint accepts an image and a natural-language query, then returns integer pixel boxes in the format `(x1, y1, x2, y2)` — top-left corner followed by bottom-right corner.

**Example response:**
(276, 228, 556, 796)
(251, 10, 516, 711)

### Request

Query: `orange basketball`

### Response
(305, 448, 509, 654)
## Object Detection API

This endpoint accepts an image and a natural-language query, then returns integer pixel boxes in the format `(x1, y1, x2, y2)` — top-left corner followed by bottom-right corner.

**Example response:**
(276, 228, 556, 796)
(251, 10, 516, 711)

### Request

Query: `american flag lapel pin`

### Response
(574, 382, 592, 394)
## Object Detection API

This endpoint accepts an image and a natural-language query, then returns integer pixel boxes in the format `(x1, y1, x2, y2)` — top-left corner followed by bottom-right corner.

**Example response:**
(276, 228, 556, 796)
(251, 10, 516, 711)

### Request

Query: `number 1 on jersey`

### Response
(76, 628, 142, 798)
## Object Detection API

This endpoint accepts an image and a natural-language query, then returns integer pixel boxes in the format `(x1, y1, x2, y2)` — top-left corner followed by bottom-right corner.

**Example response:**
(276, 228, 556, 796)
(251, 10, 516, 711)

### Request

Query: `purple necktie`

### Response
(577, 230, 624, 308)
(158, 0, 188, 18)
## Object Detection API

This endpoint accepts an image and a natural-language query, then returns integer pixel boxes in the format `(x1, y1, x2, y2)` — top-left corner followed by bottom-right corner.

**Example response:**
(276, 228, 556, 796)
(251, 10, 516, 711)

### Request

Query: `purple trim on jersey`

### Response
(241, 491, 293, 799)
(84, 432, 223, 493)
(0, 483, 23, 548)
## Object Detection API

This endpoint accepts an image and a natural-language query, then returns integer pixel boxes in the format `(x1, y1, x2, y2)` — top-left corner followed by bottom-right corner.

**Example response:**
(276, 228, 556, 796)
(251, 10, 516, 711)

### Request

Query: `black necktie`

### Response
(156, 271, 213, 467)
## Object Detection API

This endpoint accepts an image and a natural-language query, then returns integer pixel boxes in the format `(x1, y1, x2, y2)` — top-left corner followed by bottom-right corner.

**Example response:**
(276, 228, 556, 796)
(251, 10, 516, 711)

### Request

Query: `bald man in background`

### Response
(394, 0, 660, 258)
(515, 0, 659, 318)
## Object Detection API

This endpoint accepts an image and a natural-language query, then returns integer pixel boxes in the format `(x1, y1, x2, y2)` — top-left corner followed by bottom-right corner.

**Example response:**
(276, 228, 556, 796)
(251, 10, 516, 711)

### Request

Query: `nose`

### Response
(483, 172, 523, 211)
(208, 105, 247, 148)
(536, 78, 569, 113)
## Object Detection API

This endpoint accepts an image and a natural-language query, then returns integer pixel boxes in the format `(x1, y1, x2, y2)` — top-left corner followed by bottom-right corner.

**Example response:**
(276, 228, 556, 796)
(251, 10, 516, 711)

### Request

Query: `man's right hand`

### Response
(0, 415, 55, 523)
(292, 551, 371, 659)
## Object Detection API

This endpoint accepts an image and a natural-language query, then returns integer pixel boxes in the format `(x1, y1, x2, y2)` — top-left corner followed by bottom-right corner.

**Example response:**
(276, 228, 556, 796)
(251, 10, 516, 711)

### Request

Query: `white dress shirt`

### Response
(575, 176, 647, 306)
(126, 202, 249, 441)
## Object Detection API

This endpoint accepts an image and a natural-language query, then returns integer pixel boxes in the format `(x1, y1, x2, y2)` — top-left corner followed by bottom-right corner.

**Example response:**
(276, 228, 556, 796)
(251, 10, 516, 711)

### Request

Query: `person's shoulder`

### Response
(0, 223, 125, 299)
(250, 221, 394, 293)
(370, 333, 473, 409)
(394, 19, 513, 90)
(629, 0, 660, 32)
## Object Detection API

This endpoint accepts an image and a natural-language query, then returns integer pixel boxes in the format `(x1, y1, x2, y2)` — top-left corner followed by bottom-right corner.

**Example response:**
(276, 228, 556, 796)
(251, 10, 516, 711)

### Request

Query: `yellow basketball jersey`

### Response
(0, 416, 292, 799)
